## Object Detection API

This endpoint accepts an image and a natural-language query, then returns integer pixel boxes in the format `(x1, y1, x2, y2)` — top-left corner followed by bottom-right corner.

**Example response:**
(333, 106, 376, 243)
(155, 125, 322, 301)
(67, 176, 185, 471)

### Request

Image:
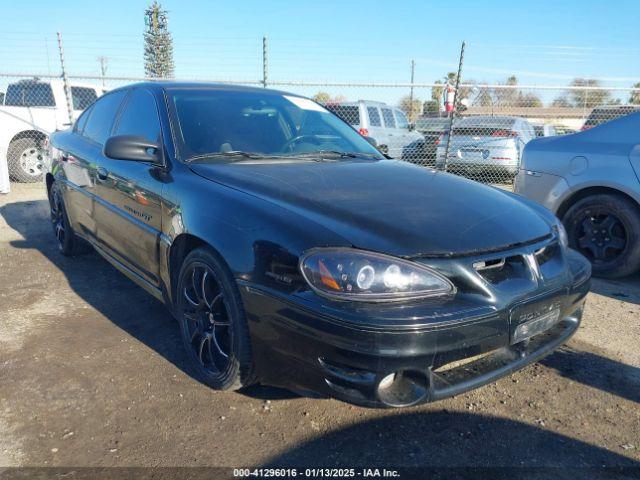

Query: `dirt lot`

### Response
(0, 183, 639, 476)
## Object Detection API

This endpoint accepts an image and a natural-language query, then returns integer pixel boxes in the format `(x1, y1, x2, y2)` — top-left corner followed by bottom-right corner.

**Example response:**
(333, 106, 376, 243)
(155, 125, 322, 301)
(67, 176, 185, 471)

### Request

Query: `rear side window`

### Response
(394, 110, 409, 129)
(82, 90, 127, 145)
(5, 82, 55, 107)
(367, 107, 381, 127)
(74, 105, 93, 133)
(71, 87, 98, 110)
(114, 89, 162, 143)
(381, 108, 396, 128)
(326, 105, 360, 126)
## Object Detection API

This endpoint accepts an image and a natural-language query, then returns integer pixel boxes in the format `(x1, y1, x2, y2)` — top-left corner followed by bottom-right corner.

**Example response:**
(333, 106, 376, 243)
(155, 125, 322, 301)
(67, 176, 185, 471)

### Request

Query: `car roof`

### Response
(107, 81, 305, 98)
(455, 115, 520, 126)
(331, 100, 390, 107)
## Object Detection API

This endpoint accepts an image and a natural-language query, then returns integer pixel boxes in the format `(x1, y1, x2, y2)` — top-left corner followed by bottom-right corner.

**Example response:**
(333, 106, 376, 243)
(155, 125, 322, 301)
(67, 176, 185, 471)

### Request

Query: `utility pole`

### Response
(97, 56, 108, 90)
(262, 36, 268, 88)
(443, 41, 465, 172)
(409, 59, 415, 121)
(56, 31, 74, 124)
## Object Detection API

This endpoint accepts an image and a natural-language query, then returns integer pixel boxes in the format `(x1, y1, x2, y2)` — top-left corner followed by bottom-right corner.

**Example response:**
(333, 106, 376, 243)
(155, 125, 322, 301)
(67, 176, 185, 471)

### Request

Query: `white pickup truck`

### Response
(0, 78, 102, 183)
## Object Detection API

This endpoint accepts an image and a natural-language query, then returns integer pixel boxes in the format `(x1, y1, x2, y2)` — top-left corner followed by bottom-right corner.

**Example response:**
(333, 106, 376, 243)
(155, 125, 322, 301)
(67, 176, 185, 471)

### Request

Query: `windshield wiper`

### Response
(186, 151, 271, 163)
(292, 150, 379, 159)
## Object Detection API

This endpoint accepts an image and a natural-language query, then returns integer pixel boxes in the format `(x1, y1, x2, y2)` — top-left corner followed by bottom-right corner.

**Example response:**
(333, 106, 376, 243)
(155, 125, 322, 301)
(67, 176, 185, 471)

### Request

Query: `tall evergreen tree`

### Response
(144, 2, 174, 78)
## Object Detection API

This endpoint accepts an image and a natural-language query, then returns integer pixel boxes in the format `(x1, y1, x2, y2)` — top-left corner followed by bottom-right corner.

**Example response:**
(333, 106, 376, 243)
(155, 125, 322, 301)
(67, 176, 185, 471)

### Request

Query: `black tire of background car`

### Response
(176, 247, 255, 390)
(563, 193, 640, 279)
(48, 181, 92, 257)
(7, 137, 45, 183)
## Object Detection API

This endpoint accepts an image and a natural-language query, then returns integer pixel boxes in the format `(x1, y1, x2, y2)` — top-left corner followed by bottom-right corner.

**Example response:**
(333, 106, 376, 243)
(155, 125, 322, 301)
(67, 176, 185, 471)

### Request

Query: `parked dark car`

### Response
(413, 117, 450, 166)
(48, 83, 591, 408)
(581, 105, 640, 130)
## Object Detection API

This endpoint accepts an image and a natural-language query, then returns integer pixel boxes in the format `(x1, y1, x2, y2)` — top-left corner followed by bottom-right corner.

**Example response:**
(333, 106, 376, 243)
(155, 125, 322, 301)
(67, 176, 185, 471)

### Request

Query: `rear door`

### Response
(59, 90, 128, 241)
(93, 87, 164, 287)
(364, 105, 385, 146)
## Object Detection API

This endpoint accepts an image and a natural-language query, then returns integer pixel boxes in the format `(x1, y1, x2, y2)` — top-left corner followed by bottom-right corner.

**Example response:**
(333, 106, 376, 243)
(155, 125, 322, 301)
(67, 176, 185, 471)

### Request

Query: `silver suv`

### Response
(326, 100, 425, 160)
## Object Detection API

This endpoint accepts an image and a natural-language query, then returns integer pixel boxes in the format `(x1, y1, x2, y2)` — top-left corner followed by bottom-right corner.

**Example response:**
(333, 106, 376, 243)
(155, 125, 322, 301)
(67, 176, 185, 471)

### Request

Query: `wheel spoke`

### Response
(201, 270, 212, 309)
(183, 286, 199, 307)
(210, 331, 229, 359)
(581, 217, 594, 234)
(600, 215, 616, 231)
(198, 333, 212, 365)
(608, 236, 626, 250)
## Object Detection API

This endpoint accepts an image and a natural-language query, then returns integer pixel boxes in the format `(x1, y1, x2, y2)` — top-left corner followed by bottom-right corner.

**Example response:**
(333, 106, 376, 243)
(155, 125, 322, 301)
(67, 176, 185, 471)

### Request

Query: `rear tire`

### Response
(176, 247, 255, 390)
(48, 181, 90, 256)
(563, 193, 640, 278)
(8, 137, 46, 183)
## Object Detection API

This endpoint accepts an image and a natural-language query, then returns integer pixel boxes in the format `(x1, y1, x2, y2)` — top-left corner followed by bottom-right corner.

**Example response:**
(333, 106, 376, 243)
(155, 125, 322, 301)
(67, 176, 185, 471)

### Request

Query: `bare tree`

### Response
(569, 78, 612, 108)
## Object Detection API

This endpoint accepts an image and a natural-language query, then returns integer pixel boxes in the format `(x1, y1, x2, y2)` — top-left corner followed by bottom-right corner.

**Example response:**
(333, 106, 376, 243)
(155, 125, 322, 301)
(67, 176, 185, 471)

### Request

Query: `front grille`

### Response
(472, 240, 562, 285)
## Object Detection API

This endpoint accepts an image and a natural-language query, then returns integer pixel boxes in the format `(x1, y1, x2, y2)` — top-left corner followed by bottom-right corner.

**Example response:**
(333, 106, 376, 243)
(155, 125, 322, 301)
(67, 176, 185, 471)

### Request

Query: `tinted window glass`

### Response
(367, 107, 381, 127)
(115, 89, 161, 142)
(168, 90, 382, 161)
(74, 105, 93, 133)
(325, 105, 360, 126)
(5, 82, 55, 107)
(71, 87, 98, 110)
(381, 108, 396, 128)
(83, 90, 127, 145)
(395, 110, 409, 129)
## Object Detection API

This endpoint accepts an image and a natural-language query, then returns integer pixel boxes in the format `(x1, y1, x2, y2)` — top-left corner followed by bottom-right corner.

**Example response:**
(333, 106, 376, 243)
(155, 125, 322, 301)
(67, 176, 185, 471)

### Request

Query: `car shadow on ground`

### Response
(590, 274, 640, 306)
(1, 199, 637, 407)
(263, 411, 639, 476)
(541, 342, 640, 404)
(0, 198, 295, 402)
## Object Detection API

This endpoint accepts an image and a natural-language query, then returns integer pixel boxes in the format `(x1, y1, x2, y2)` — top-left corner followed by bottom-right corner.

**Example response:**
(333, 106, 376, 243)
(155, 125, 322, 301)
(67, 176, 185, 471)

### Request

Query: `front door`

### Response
(93, 88, 165, 287)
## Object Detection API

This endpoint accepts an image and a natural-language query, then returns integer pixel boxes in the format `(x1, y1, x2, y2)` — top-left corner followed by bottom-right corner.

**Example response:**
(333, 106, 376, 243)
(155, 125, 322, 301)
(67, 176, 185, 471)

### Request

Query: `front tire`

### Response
(176, 248, 255, 390)
(563, 193, 640, 278)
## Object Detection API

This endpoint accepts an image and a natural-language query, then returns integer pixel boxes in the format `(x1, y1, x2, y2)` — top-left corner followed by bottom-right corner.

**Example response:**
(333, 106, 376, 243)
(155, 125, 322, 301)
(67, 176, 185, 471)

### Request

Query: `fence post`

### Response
(409, 59, 415, 121)
(56, 32, 74, 124)
(443, 41, 466, 171)
(262, 36, 268, 88)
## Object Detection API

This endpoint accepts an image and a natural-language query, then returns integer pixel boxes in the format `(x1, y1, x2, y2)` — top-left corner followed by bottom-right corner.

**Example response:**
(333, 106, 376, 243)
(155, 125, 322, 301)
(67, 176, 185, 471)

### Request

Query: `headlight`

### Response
(553, 219, 569, 249)
(299, 248, 456, 302)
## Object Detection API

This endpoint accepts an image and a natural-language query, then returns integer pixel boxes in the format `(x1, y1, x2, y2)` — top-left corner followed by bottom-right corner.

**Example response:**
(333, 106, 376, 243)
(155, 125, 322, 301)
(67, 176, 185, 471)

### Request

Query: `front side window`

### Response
(82, 90, 127, 145)
(168, 89, 382, 161)
(5, 82, 55, 107)
(71, 87, 98, 110)
(381, 108, 396, 128)
(114, 89, 161, 143)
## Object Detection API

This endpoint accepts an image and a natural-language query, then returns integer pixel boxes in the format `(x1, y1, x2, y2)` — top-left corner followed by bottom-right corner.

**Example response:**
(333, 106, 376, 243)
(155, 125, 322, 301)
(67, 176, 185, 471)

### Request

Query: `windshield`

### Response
(167, 88, 383, 162)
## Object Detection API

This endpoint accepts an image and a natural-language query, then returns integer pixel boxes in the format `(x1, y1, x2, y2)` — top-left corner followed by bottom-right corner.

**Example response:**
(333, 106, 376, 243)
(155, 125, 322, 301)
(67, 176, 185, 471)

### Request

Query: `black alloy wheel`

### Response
(564, 193, 640, 278)
(48, 182, 88, 256)
(177, 248, 254, 390)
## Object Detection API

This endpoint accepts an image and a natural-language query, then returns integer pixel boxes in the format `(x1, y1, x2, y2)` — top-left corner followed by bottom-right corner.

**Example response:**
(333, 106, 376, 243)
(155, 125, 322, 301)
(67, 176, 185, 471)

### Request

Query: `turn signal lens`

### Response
(300, 248, 456, 302)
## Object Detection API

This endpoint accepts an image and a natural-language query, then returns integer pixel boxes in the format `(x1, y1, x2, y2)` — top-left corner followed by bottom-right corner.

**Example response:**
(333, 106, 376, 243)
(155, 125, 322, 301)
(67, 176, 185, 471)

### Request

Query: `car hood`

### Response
(190, 159, 552, 257)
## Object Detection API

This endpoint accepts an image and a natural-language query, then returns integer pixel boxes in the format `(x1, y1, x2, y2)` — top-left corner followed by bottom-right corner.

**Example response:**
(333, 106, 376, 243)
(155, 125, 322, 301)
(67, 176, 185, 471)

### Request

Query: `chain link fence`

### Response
(1, 33, 639, 189)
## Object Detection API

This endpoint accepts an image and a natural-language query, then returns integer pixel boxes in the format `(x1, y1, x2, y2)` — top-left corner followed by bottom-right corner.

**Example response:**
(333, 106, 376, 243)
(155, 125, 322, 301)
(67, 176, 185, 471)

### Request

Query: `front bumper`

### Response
(239, 250, 590, 408)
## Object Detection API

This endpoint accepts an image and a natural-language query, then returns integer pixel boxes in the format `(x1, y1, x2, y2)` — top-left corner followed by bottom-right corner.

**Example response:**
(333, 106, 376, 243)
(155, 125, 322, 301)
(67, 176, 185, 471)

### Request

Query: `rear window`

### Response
(5, 82, 55, 107)
(452, 126, 517, 137)
(367, 107, 381, 127)
(416, 118, 449, 133)
(71, 87, 98, 110)
(326, 105, 360, 126)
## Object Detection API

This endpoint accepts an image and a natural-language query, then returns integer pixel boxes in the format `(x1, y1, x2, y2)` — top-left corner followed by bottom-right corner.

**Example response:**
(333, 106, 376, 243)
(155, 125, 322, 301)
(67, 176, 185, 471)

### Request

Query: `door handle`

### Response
(96, 167, 109, 181)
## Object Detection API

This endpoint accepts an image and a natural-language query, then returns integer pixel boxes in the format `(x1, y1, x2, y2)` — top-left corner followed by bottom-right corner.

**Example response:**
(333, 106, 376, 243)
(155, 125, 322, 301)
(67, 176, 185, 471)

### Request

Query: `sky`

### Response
(0, 0, 639, 103)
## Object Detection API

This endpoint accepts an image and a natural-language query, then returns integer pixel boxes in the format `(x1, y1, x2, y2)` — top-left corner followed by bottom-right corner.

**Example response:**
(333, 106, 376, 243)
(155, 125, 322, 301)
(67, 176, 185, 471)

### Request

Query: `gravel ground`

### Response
(0, 183, 638, 476)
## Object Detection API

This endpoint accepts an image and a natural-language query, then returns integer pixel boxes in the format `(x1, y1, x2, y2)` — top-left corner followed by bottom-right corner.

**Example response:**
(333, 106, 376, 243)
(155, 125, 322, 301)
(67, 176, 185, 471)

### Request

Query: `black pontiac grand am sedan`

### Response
(47, 83, 591, 408)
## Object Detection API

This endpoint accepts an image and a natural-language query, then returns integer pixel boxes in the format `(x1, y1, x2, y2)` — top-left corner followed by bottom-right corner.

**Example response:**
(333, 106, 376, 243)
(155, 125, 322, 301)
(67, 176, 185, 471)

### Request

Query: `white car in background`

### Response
(0, 78, 101, 182)
(325, 100, 425, 160)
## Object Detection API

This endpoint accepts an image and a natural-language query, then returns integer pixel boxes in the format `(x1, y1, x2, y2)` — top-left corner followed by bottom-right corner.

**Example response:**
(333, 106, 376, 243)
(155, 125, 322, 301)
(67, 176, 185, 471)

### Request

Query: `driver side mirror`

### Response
(104, 135, 162, 164)
(408, 123, 415, 131)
